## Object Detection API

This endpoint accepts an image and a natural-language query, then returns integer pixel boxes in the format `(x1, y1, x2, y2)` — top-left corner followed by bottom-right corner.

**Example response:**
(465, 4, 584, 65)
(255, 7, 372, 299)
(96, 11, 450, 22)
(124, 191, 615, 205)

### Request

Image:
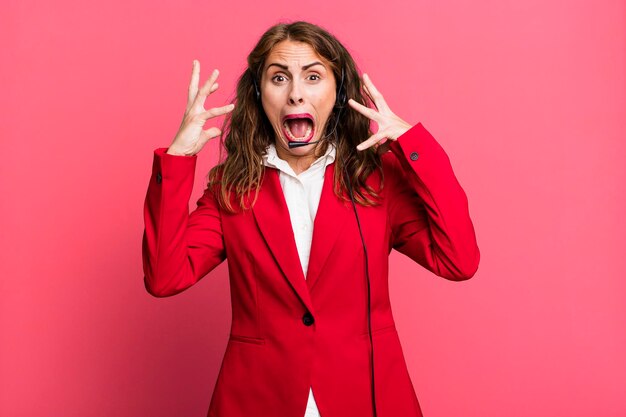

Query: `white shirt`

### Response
(262, 141, 336, 417)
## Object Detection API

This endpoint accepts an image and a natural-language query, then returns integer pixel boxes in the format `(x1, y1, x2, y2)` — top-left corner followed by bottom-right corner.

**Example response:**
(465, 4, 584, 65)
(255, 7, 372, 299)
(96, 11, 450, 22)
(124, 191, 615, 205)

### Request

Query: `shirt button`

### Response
(410, 152, 419, 161)
(156, 172, 162, 183)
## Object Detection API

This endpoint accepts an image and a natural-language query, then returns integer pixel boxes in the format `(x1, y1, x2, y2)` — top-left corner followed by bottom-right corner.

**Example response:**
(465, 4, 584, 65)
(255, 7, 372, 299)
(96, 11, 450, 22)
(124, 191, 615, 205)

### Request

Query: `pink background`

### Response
(2, 0, 625, 416)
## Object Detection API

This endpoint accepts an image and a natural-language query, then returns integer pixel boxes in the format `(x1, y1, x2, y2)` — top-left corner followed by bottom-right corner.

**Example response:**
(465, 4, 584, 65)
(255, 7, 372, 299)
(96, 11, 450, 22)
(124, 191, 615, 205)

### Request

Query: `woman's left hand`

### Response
(348, 73, 413, 153)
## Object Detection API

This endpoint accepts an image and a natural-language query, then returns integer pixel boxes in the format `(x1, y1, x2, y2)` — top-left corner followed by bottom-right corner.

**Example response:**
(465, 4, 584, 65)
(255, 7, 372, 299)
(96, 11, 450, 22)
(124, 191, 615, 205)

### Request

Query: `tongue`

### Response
(287, 118, 312, 138)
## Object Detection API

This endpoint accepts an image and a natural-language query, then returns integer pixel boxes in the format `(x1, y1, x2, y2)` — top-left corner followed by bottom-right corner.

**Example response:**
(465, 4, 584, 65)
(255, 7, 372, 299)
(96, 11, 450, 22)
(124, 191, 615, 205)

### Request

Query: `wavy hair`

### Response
(207, 20, 385, 214)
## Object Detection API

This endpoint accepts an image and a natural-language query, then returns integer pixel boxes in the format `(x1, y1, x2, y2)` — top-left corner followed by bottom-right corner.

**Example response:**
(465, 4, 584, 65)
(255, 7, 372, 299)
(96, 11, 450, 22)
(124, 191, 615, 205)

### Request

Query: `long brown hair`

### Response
(207, 20, 385, 214)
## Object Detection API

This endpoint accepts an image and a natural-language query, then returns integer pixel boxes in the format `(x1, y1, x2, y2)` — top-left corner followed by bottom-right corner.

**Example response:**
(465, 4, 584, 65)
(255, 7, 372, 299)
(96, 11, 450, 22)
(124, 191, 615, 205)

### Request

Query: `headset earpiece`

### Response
(336, 67, 347, 108)
(252, 74, 261, 101)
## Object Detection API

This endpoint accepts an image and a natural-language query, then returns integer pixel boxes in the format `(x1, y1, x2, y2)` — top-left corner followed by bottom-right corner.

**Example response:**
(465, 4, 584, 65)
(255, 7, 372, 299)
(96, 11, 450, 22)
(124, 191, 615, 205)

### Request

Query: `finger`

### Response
(372, 138, 384, 151)
(362, 83, 381, 113)
(199, 126, 222, 143)
(195, 68, 220, 107)
(185, 82, 220, 116)
(362, 83, 376, 110)
(362, 73, 391, 114)
(356, 130, 389, 151)
(188, 60, 200, 107)
(187, 83, 219, 113)
(348, 98, 381, 122)
(200, 103, 235, 120)
(199, 69, 219, 96)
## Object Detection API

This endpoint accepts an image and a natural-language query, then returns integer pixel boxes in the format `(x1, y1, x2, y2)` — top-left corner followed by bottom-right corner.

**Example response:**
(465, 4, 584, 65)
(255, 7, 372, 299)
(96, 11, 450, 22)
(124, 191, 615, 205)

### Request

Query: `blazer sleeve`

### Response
(385, 122, 480, 280)
(142, 148, 226, 297)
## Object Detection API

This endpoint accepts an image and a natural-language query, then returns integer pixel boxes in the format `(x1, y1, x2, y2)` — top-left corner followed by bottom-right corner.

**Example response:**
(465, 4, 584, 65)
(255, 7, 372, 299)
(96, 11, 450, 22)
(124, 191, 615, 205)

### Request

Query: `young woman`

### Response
(142, 20, 480, 417)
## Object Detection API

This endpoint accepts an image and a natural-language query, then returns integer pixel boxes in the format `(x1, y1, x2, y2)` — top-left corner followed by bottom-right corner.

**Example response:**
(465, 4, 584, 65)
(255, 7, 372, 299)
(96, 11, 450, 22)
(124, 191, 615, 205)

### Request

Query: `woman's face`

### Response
(260, 40, 337, 167)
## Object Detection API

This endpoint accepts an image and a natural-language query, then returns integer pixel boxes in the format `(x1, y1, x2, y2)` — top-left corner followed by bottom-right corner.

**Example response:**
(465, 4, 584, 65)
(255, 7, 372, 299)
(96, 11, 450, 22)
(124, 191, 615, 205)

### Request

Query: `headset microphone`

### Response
(287, 139, 321, 149)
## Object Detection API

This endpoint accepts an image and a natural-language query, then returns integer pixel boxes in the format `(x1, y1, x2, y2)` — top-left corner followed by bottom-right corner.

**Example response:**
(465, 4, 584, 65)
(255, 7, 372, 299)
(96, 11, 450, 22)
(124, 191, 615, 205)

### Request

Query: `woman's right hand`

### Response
(166, 60, 235, 156)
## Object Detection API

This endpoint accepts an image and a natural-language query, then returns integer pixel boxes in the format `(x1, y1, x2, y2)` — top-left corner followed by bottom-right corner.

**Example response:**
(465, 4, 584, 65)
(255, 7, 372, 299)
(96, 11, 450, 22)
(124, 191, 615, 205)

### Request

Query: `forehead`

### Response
(264, 40, 329, 69)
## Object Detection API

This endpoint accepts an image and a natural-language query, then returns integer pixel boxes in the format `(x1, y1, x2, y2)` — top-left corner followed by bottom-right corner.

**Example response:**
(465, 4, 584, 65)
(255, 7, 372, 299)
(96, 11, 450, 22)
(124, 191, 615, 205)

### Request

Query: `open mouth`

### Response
(281, 113, 315, 143)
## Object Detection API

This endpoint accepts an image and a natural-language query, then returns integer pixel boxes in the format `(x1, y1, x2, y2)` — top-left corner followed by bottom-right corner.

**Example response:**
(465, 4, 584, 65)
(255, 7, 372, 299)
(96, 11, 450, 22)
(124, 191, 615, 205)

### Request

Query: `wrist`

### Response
(166, 146, 189, 156)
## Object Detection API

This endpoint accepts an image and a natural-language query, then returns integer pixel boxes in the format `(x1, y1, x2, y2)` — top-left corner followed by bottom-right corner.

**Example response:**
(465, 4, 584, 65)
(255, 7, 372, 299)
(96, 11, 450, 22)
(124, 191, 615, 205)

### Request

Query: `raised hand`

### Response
(348, 73, 412, 154)
(167, 60, 235, 156)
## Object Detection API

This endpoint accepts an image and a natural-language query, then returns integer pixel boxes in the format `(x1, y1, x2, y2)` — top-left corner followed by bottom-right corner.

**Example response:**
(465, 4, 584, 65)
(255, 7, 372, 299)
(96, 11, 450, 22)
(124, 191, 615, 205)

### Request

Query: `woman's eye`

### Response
(271, 74, 320, 83)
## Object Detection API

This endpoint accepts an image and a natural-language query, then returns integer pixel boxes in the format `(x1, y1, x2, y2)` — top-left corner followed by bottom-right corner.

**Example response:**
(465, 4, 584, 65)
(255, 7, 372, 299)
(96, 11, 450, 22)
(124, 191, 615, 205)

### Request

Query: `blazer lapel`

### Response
(252, 167, 314, 314)
(306, 162, 351, 292)
(252, 163, 352, 312)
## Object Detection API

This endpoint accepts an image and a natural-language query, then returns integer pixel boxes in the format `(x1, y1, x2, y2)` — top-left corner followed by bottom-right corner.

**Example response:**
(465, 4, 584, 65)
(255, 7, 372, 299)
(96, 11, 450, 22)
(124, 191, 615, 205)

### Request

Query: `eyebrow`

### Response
(265, 61, 326, 73)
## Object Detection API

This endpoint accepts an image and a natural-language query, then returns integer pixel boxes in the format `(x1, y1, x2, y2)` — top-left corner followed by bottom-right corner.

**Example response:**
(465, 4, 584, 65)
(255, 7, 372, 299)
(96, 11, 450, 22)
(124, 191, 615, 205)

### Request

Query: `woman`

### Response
(142, 21, 480, 417)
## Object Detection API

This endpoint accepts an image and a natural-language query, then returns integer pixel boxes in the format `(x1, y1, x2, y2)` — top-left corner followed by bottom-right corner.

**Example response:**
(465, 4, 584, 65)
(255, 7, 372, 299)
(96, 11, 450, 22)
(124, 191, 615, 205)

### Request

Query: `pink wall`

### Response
(1, 0, 625, 416)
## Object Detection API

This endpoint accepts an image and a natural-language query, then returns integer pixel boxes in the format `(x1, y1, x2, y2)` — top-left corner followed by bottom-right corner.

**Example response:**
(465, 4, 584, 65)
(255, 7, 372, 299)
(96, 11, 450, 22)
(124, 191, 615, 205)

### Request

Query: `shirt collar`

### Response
(262, 141, 336, 176)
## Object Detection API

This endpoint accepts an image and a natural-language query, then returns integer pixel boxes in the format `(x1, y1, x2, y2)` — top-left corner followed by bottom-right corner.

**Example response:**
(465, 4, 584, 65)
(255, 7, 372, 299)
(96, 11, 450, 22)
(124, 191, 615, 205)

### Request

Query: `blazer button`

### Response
(156, 172, 162, 184)
(410, 152, 419, 161)
(302, 311, 315, 326)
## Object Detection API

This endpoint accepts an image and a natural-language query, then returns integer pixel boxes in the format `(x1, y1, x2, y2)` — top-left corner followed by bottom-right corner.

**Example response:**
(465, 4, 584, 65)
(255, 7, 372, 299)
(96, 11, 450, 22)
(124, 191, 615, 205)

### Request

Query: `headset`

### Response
(253, 67, 379, 417)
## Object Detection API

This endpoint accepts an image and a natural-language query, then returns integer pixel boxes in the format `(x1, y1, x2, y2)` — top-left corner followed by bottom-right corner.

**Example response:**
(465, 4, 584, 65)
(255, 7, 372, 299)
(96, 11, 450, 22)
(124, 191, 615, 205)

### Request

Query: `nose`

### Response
(288, 80, 304, 105)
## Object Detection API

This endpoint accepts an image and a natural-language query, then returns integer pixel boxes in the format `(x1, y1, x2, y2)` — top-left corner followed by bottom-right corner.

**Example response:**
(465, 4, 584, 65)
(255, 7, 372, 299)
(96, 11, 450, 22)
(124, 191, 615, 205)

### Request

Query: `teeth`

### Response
(283, 120, 313, 140)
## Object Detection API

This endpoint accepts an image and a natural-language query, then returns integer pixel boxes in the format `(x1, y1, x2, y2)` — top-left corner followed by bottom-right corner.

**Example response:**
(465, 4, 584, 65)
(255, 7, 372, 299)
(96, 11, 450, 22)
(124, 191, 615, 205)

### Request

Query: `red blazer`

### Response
(142, 122, 480, 417)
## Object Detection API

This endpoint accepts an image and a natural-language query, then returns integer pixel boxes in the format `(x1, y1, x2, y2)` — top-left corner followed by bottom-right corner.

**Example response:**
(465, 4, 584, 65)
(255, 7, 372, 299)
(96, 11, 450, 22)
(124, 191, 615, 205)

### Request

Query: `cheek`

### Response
(320, 88, 337, 111)
(317, 94, 337, 116)
(261, 100, 280, 124)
